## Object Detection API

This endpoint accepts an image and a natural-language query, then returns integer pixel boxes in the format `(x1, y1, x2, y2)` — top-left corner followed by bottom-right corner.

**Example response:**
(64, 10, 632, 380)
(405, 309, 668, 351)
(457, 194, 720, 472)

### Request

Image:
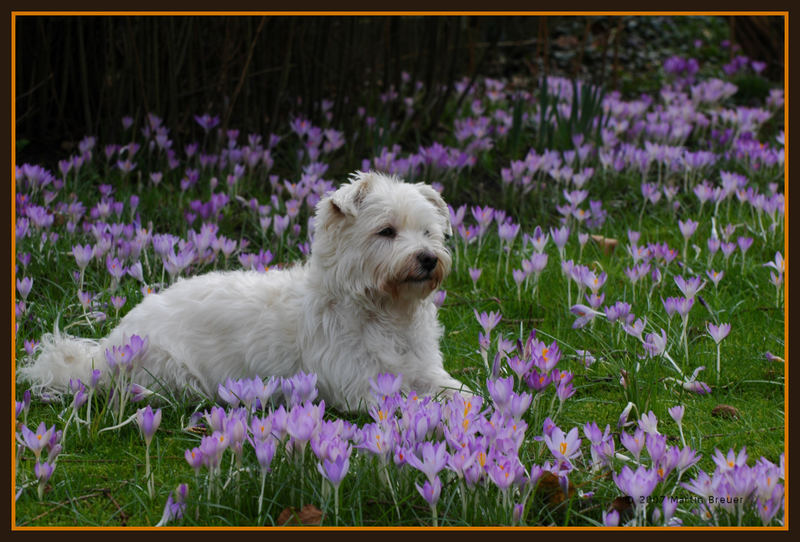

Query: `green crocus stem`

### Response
(60, 409, 75, 446)
(257, 468, 267, 518)
(381, 462, 401, 519)
(145, 441, 154, 500)
(716, 343, 721, 385)
(85, 388, 93, 429)
(681, 316, 689, 366)
(38, 479, 46, 501)
(334, 483, 340, 526)
(459, 478, 468, 522)
(431, 502, 438, 528)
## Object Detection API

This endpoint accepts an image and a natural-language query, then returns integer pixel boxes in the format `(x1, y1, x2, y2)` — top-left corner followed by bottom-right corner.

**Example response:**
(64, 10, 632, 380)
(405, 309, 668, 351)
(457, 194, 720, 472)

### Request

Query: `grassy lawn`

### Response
(14, 30, 785, 528)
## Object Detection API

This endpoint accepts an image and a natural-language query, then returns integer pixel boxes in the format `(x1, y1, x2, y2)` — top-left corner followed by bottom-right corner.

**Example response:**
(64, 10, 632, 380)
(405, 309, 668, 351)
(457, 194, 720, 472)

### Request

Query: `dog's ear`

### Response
(319, 172, 374, 227)
(415, 183, 452, 237)
(328, 172, 374, 218)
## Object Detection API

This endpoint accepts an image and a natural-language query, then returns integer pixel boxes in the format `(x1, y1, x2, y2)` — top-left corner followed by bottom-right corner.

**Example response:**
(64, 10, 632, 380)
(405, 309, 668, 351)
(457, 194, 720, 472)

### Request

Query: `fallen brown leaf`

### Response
(536, 471, 575, 508)
(277, 504, 323, 526)
(711, 404, 741, 420)
(591, 234, 618, 256)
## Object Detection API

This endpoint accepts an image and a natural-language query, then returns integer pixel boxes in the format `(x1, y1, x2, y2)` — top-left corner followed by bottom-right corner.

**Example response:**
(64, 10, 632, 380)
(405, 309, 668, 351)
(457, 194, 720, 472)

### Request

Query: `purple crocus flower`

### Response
(136, 405, 162, 447)
(469, 267, 482, 287)
(738, 236, 754, 256)
(16, 277, 33, 301)
(194, 113, 220, 133)
(18, 422, 55, 461)
(474, 309, 501, 335)
(622, 317, 647, 341)
(184, 447, 204, 475)
(674, 275, 706, 299)
(550, 225, 570, 252)
(252, 436, 277, 473)
(72, 244, 94, 270)
(369, 372, 403, 403)
(486, 376, 515, 412)
(621, 428, 646, 461)
(712, 447, 748, 472)
(706, 269, 724, 287)
(668, 405, 685, 425)
(34, 460, 55, 484)
(612, 464, 659, 504)
(106, 255, 127, 282)
(281, 371, 319, 407)
(406, 441, 449, 483)
(707, 322, 731, 344)
(317, 446, 351, 488)
(678, 218, 699, 240)
(155, 483, 188, 526)
(544, 426, 581, 463)
(603, 509, 620, 526)
(643, 329, 668, 357)
(570, 304, 601, 329)
(415, 475, 442, 507)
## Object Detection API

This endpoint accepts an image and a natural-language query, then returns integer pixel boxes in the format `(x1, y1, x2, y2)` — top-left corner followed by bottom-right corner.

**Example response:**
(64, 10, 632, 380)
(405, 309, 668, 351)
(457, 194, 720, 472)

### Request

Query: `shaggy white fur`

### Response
(18, 171, 469, 411)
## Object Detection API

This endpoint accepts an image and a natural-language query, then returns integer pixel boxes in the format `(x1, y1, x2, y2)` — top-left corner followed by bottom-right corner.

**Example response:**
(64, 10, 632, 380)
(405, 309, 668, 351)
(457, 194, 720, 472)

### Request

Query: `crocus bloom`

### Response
(712, 447, 748, 472)
(544, 426, 582, 463)
(622, 317, 647, 341)
(668, 405, 685, 425)
(252, 436, 277, 473)
(73, 244, 94, 269)
(19, 422, 55, 461)
(706, 269, 724, 287)
(674, 275, 706, 299)
(415, 475, 442, 507)
(638, 411, 659, 435)
(34, 460, 55, 484)
(317, 449, 351, 488)
(737, 236, 754, 255)
(643, 329, 668, 357)
(369, 373, 403, 401)
(678, 218, 699, 240)
(621, 428, 646, 461)
(136, 405, 162, 447)
(185, 447, 204, 474)
(406, 441, 449, 483)
(550, 225, 570, 251)
(486, 376, 515, 412)
(612, 464, 659, 504)
(469, 268, 482, 287)
(570, 304, 601, 329)
(155, 484, 188, 526)
(603, 509, 620, 526)
(474, 309, 502, 334)
(16, 277, 33, 300)
(707, 322, 731, 344)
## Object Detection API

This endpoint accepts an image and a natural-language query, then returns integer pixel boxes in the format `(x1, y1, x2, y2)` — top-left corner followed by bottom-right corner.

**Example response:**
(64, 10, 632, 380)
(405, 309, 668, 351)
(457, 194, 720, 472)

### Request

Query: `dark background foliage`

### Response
(15, 15, 784, 166)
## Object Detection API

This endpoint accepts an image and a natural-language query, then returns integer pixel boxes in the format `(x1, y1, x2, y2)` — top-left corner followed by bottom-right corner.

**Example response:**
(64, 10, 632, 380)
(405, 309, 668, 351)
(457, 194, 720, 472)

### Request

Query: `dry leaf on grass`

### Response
(277, 504, 323, 526)
(711, 404, 741, 419)
(591, 234, 619, 256)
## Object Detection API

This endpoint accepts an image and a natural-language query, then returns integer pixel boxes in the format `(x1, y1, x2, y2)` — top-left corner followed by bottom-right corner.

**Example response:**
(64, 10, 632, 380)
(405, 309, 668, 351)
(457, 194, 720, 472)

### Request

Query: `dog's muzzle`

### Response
(404, 251, 439, 282)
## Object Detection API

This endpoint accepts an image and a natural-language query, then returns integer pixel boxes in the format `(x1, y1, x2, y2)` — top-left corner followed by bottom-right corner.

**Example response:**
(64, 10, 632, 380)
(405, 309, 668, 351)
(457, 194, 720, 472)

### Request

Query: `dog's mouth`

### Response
(403, 273, 433, 283)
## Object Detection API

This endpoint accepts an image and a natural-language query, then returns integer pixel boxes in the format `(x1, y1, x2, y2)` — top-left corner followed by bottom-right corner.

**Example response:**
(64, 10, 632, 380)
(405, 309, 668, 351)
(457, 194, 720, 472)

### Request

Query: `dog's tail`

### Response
(16, 322, 101, 397)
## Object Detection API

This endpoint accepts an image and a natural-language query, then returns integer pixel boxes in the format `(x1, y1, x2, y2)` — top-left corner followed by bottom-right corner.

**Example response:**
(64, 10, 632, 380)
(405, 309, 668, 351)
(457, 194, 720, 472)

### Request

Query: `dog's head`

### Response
(311, 171, 452, 304)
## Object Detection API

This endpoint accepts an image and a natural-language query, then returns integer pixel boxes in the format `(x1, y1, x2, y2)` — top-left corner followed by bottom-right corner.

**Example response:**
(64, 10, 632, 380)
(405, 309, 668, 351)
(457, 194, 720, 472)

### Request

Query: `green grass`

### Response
(14, 70, 785, 528)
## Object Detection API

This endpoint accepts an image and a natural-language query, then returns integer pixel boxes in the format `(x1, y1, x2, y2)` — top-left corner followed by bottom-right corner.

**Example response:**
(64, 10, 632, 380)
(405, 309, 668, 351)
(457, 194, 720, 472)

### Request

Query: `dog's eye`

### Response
(377, 226, 396, 238)
(424, 229, 430, 237)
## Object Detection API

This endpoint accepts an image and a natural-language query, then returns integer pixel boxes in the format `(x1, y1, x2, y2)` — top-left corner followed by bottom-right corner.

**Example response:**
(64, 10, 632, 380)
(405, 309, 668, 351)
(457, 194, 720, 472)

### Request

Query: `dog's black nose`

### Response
(417, 252, 438, 272)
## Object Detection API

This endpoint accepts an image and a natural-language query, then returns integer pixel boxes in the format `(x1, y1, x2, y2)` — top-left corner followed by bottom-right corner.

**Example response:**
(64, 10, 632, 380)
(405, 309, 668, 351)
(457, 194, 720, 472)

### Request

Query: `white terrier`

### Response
(18, 171, 469, 411)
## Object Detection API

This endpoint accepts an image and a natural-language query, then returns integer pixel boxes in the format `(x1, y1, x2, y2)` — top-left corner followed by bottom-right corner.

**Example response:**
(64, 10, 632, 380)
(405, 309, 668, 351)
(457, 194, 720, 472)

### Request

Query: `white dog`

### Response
(18, 171, 468, 411)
